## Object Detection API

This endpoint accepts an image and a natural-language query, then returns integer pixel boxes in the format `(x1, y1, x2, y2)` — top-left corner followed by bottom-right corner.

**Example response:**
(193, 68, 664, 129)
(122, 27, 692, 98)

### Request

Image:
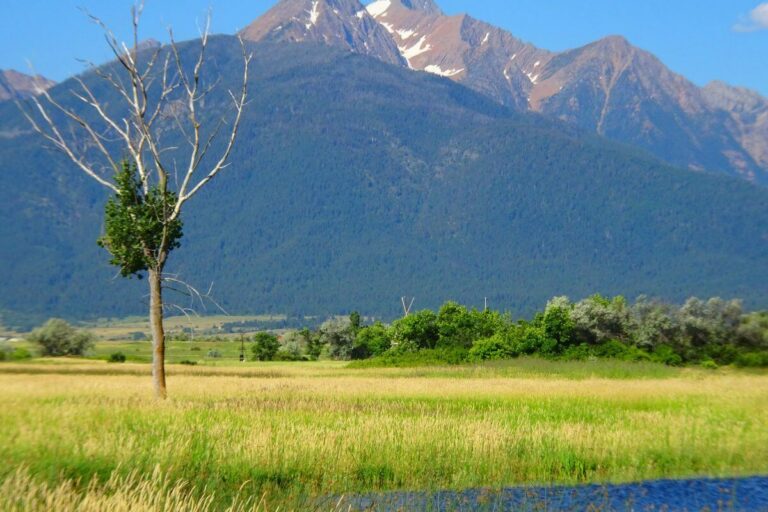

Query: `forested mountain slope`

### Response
(1, 38, 767, 326)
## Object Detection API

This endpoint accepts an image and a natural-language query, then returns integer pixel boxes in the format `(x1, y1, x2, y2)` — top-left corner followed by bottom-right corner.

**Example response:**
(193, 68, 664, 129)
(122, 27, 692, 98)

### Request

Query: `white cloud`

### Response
(734, 3, 768, 32)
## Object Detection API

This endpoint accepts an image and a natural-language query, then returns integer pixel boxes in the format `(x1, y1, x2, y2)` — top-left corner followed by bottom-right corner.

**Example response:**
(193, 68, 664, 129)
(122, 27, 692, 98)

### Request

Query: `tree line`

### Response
(251, 296, 768, 368)
(8, 295, 767, 368)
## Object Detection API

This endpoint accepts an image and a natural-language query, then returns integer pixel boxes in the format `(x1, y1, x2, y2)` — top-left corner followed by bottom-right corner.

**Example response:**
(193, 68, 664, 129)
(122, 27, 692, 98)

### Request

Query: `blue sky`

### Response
(2, 0, 766, 95)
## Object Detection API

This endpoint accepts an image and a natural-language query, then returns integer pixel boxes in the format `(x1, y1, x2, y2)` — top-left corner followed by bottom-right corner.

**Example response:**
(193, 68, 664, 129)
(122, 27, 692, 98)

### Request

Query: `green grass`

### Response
(0, 359, 766, 510)
(89, 339, 249, 363)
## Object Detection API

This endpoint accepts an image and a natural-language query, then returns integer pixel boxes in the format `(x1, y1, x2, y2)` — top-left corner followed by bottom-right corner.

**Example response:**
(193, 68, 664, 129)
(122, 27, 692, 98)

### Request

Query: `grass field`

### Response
(82, 314, 287, 340)
(0, 314, 287, 340)
(1, 358, 767, 511)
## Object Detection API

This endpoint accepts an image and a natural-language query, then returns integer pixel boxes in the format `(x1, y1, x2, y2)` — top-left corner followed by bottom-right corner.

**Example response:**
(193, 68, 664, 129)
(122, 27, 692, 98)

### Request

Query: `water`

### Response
(330, 477, 768, 511)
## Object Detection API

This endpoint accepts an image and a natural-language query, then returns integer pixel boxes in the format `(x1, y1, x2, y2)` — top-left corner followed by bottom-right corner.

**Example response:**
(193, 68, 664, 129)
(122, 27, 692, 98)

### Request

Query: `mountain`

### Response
(366, 0, 551, 110)
(702, 81, 768, 179)
(240, 0, 405, 65)
(1, 37, 767, 327)
(364, 0, 768, 185)
(530, 37, 764, 182)
(0, 70, 55, 102)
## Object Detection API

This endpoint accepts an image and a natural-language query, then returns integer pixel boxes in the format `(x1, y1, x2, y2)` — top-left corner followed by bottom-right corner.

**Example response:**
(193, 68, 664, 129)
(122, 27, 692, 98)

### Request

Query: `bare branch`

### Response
(17, 97, 119, 193)
(174, 36, 252, 215)
(162, 275, 229, 316)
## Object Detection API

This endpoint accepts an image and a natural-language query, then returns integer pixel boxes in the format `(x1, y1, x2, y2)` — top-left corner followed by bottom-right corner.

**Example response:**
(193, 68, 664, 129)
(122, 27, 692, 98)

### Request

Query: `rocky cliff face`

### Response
(703, 81, 768, 178)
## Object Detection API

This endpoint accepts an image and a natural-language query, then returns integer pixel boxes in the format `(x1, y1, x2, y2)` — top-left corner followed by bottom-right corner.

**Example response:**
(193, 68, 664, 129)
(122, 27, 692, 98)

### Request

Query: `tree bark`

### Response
(148, 268, 167, 399)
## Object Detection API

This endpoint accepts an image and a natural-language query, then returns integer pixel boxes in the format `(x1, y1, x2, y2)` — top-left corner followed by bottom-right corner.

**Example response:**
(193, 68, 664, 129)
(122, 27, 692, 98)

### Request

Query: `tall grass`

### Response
(0, 362, 766, 509)
(0, 467, 265, 512)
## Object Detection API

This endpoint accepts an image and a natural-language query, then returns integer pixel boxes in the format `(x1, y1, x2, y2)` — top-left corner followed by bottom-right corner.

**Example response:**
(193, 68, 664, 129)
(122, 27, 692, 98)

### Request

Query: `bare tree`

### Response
(18, 2, 251, 399)
(401, 297, 415, 317)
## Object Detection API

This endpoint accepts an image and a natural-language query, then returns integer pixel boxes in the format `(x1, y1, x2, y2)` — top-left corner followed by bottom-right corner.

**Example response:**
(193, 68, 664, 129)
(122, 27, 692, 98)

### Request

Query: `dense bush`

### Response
(11, 348, 32, 361)
(468, 334, 517, 362)
(27, 319, 94, 357)
(651, 345, 684, 366)
(0, 344, 23, 361)
(108, 352, 127, 363)
(735, 352, 768, 368)
(349, 348, 469, 368)
(252, 333, 280, 361)
(353, 322, 391, 360)
(389, 311, 439, 352)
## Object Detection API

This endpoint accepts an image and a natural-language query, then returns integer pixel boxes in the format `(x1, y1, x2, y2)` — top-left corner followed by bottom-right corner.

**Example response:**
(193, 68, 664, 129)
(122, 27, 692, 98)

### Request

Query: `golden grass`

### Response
(0, 362, 766, 509)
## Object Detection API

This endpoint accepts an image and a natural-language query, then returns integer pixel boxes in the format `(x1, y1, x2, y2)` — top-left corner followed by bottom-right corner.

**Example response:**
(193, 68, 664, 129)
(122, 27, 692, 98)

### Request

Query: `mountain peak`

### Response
(588, 35, 634, 55)
(367, 0, 442, 17)
(240, 0, 405, 66)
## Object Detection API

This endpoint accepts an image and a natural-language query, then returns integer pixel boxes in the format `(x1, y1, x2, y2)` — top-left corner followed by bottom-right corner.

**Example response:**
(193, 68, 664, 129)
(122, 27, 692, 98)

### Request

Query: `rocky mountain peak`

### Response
(237, 0, 768, 184)
(366, 0, 442, 18)
(578, 35, 638, 63)
(239, 0, 405, 65)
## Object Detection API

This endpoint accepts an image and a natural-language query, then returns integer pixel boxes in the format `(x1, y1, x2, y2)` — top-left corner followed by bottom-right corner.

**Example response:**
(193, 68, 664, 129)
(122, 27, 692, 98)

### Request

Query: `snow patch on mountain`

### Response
(424, 65, 464, 77)
(305, 1, 321, 29)
(367, 0, 391, 18)
(400, 35, 432, 64)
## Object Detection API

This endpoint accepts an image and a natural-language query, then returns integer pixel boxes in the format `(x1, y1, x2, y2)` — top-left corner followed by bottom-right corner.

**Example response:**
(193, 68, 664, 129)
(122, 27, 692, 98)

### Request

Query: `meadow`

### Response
(1, 356, 767, 511)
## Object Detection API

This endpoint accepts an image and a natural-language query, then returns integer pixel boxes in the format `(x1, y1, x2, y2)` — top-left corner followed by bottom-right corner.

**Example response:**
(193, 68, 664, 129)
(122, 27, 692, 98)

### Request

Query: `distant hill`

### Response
(1, 38, 767, 328)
